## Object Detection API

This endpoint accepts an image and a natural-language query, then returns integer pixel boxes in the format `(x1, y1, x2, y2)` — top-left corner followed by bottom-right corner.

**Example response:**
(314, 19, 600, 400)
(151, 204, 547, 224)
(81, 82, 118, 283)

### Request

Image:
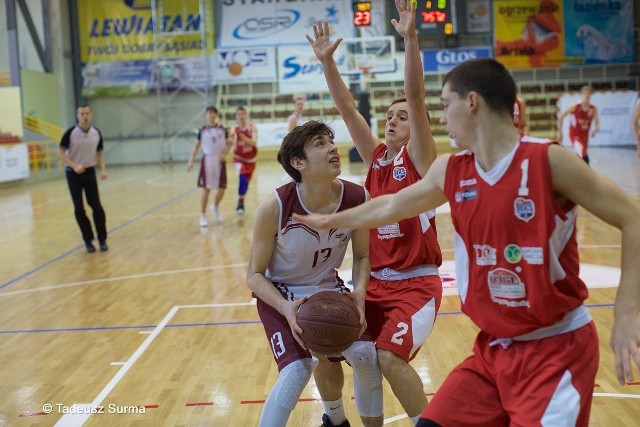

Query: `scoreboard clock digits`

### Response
(353, 2, 372, 27)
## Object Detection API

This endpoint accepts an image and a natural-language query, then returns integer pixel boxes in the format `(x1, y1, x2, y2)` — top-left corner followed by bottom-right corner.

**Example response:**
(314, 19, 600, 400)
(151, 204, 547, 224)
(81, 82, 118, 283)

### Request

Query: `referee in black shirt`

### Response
(58, 105, 108, 253)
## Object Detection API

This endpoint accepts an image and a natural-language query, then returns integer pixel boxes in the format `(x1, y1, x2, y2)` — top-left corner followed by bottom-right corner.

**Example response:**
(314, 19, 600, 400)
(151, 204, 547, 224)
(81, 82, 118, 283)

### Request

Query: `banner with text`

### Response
(423, 47, 492, 73)
(217, 0, 353, 48)
(494, 0, 565, 68)
(78, 0, 214, 96)
(212, 47, 277, 84)
(563, 0, 634, 64)
(277, 45, 350, 95)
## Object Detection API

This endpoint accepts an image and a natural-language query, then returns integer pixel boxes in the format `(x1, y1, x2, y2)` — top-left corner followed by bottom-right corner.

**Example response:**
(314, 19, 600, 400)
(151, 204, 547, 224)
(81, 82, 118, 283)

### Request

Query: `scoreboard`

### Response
(413, 0, 457, 36)
(353, 2, 372, 27)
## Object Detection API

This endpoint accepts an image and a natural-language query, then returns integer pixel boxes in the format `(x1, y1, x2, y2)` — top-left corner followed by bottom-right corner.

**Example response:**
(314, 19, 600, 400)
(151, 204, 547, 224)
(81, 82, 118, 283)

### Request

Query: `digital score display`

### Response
(414, 0, 457, 36)
(353, 2, 371, 27)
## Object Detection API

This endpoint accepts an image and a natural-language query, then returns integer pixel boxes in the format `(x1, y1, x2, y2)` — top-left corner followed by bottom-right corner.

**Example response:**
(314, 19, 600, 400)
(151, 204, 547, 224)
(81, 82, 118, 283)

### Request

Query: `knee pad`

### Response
(238, 174, 249, 195)
(343, 341, 381, 389)
(273, 358, 314, 412)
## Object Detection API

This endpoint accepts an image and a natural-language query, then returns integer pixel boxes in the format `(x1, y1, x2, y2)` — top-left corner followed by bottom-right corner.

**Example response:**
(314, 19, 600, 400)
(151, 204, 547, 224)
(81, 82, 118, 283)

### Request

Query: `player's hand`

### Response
(73, 164, 86, 174)
(292, 212, 333, 229)
(284, 298, 308, 349)
(391, 0, 417, 38)
(610, 312, 640, 384)
(345, 290, 367, 337)
(99, 170, 107, 180)
(187, 161, 193, 172)
(306, 21, 342, 62)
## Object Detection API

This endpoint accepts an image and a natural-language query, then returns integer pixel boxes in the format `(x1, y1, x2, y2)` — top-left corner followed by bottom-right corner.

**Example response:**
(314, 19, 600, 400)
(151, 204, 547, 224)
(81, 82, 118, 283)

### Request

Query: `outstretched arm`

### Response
(392, 0, 436, 176)
(549, 144, 640, 384)
(293, 154, 450, 230)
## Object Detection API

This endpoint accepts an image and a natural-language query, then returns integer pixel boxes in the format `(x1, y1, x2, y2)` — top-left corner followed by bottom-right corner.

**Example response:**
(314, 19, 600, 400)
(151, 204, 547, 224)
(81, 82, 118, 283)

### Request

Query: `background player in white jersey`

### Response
(306, 1, 441, 423)
(187, 106, 231, 226)
(287, 96, 305, 132)
(230, 106, 258, 215)
(247, 121, 383, 427)
(294, 58, 640, 427)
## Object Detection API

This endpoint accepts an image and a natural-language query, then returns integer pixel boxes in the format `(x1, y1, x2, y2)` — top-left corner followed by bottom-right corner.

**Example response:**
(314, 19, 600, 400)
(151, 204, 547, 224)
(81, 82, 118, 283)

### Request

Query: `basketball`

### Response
(296, 291, 361, 355)
(228, 61, 242, 76)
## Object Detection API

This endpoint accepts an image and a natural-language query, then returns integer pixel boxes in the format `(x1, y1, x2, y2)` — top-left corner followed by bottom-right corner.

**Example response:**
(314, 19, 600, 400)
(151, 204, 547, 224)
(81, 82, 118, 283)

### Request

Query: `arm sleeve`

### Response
(59, 127, 73, 149)
(96, 128, 104, 151)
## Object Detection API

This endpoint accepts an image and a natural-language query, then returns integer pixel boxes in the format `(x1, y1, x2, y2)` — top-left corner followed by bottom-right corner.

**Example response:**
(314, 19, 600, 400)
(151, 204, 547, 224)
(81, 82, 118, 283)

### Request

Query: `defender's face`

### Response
(385, 101, 410, 147)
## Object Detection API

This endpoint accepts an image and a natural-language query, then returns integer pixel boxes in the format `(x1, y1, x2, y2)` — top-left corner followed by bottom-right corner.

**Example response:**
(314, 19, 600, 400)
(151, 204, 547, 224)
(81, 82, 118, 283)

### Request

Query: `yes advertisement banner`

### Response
(422, 47, 493, 73)
(78, 0, 214, 97)
(217, 0, 353, 48)
(276, 45, 350, 95)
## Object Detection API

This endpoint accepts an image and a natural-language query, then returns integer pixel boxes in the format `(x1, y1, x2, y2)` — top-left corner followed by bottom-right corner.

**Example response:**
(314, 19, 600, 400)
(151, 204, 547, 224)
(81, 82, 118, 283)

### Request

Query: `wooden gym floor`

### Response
(1, 146, 639, 426)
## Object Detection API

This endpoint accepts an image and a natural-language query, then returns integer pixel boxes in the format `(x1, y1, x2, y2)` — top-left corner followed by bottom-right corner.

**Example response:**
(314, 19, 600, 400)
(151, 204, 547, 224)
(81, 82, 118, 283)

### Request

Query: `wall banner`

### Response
(466, 0, 491, 33)
(494, 0, 565, 68)
(78, 0, 214, 97)
(422, 46, 493, 73)
(557, 90, 637, 147)
(563, 0, 634, 64)
(277, 45, 349, 95)
(217, 0, 353, 48)
(212, 47, 277, 84)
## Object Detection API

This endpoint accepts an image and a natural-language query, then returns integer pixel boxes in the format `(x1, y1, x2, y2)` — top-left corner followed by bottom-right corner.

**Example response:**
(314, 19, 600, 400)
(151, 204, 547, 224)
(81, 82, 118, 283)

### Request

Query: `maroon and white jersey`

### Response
(364, 144, 442, 271)
(232, 123, 257, 163)
(444, 140, 588, 338)
(197, 124, 227, 157)
(266, 179, 369, 300)
(568, 103, 596, 141)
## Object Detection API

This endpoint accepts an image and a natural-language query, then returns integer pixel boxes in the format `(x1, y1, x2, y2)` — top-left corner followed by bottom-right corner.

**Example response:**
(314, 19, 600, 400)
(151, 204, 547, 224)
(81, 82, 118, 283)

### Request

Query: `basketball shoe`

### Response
(211, 205, 222, 222)
(321, 414, 350, 427)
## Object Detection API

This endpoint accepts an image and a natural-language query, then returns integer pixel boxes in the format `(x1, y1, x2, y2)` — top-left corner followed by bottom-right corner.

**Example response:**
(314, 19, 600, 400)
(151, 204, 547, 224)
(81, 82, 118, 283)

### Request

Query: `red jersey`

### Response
(232, 124, 257, 163)
(444, 140, 587, 338)
(364, 144, 442, 271)
(568, 103, 596, 141)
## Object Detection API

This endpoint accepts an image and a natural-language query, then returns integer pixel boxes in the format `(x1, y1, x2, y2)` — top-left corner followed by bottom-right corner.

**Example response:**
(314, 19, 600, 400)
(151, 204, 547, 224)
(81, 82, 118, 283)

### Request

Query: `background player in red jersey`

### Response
(513, 96, 529, 136)
(230, 106, 258, 215)
(557, 84, 600, 164)
(247, 121, 383, 427)
(293, 58, 640, 427)
(307, 1, 442, 424)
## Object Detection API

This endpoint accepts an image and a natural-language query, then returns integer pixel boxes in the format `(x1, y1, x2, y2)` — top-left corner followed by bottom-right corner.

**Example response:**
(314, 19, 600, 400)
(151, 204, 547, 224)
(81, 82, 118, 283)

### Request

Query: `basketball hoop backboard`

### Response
(338, 36, 397, 76)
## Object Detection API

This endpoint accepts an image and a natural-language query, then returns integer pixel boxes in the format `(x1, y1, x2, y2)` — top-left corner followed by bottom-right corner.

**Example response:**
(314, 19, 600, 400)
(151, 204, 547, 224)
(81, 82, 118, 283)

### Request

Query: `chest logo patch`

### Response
(514, 197, 535, 222)
(393, 166, 407, 181)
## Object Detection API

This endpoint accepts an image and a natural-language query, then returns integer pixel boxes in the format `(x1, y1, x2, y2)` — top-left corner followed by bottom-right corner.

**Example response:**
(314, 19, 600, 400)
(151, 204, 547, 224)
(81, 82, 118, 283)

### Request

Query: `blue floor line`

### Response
(0, 188, 196, 291)
(0, 303, 614, 336)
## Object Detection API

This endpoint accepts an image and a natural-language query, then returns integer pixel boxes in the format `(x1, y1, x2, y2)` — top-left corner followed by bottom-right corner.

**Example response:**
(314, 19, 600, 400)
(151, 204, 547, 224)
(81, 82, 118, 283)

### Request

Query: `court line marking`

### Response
(0, 188, 196, 291)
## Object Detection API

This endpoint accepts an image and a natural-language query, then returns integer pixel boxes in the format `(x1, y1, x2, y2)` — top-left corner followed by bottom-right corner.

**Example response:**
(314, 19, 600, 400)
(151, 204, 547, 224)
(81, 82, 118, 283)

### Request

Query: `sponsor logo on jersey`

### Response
(504, 244, 544, 264)
(454, 188, 478, 202)
(377, 223, 404, 239)
(504, 244, 522, 263)
(393, 166, 407, 181)
(514, 197, 535, 222)
(460, 178, 477, 187)
(488, 268, 530, 307)
(474, 244, 497, 265)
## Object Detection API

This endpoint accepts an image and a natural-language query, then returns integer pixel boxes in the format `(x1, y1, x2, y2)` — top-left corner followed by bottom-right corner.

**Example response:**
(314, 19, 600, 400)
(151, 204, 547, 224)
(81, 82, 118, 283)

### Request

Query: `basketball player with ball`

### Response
(307, 0, 441, 424)
(247, 121, 384, 427)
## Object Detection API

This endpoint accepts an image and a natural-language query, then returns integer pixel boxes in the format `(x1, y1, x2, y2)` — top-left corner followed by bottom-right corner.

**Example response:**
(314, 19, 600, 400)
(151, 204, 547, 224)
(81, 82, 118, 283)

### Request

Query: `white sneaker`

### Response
(211, 205, 222, 222)
(199, 213, 208, 227)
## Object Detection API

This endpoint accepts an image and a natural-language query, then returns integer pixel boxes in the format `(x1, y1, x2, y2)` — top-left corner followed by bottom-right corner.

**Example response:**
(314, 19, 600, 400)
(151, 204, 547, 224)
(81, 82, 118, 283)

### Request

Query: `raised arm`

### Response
(392, 0, 436, 176)
(307, 21, 379, 166)
(548, 144, 640, 384)
(293, 154, 450, 230)
(247, 194, 307, 347)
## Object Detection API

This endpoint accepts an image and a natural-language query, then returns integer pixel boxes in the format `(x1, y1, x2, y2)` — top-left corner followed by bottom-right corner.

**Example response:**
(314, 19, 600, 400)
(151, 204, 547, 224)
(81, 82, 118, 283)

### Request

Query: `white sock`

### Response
(323, 397, 346, 425)
(411, 415, 421, 425)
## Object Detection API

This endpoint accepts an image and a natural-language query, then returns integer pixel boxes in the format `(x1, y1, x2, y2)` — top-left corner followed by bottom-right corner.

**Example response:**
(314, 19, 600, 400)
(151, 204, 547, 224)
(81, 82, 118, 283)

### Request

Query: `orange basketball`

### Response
(296, 291, 361, 355)
(228, 62, 242, 76)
